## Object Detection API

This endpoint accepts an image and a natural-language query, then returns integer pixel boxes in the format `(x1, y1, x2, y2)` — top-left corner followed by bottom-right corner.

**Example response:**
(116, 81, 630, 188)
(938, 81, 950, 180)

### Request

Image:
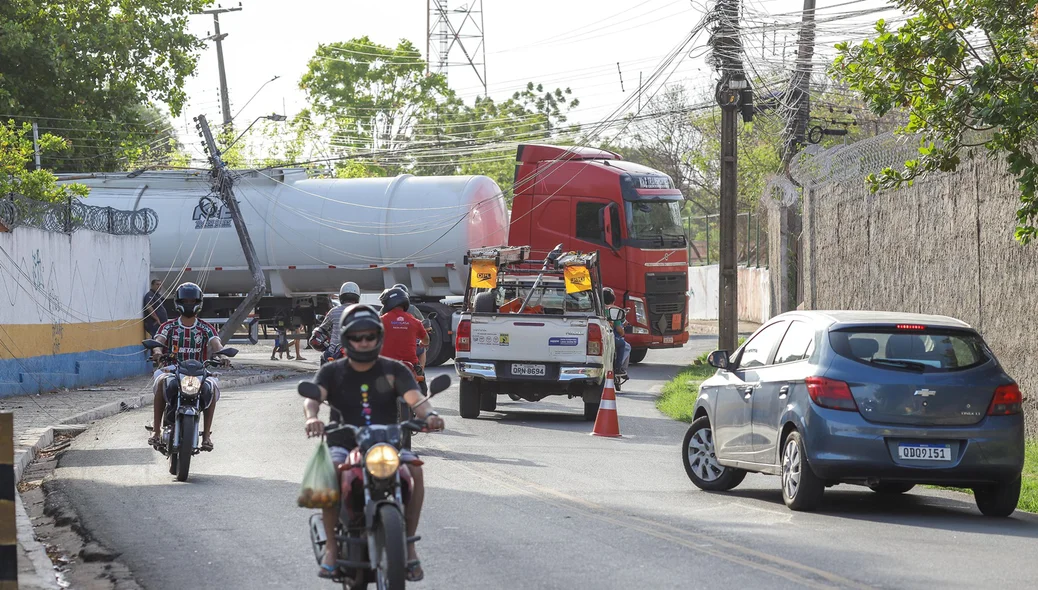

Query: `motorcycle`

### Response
(142, 338, 238, 482)
(298, 374, 451, 590)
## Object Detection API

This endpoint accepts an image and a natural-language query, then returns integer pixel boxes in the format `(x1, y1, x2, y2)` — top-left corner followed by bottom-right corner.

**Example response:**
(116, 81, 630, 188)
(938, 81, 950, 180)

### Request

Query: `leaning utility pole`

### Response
(195, 114, 266, 344)
(780, 0, 817, 167)
(201, 4, 243, 128)
(709, 0, 750, 353)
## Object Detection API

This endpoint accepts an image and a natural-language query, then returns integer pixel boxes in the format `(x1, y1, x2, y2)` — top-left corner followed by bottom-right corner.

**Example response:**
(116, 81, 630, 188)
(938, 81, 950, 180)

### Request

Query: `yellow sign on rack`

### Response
(470, 260, 498, 289)
(564, 265, 592, 293)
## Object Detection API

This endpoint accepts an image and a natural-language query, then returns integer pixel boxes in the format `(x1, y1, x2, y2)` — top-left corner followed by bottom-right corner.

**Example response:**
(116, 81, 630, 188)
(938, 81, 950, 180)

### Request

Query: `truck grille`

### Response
(647, 293, 687, 335)
(645, 272, 687, 294)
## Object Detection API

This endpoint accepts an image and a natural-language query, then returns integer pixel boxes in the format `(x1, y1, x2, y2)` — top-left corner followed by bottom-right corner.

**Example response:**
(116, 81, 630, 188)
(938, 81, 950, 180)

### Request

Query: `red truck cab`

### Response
(508, 144, 690, 361)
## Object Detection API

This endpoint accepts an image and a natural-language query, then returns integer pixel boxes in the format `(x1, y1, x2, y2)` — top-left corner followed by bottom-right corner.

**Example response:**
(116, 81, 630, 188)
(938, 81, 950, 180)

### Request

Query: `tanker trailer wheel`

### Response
(418, 302, 456, 367)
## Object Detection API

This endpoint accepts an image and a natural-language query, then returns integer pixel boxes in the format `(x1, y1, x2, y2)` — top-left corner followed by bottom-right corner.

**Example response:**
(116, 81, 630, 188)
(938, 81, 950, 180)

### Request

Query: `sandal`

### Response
(406, 560, 424, 582)
(147, 435, 161, 448)
(317, 563, 338, 579)
(200, 439, 214, 452)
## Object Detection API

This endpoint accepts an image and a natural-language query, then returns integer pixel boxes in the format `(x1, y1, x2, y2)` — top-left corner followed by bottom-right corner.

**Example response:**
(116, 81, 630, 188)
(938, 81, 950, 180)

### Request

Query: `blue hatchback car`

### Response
(683, 311, 1025, 516)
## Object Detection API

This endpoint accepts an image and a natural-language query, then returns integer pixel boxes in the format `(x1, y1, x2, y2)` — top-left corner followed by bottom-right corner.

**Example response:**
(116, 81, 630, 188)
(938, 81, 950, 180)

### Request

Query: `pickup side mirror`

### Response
(707, 350, 730, 370)
(606, 307, 626, 322)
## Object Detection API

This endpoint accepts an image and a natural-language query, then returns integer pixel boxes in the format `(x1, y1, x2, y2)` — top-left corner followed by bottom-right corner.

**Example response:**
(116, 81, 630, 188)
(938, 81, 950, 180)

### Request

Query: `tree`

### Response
(0, 121, 88, 203)
(833, 1, 1038, 242)
(0, 0, 213, 172)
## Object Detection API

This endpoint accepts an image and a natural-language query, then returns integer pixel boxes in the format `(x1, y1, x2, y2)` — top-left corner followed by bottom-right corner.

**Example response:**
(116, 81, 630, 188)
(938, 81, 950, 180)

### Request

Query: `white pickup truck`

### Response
(453, 246, 615, 420)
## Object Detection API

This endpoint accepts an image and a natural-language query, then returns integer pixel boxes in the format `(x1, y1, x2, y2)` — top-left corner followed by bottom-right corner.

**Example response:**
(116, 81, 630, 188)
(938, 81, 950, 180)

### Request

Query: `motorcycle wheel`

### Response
(176, 414, 197, 482)
(374, 505, 407, 590)
(399, 399, 413, 451)
(168, 453, 177, 476)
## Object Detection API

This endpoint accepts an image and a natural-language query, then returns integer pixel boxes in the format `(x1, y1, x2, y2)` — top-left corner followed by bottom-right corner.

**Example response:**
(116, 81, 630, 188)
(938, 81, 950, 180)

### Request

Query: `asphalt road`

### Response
(51, 337, 1038, 589)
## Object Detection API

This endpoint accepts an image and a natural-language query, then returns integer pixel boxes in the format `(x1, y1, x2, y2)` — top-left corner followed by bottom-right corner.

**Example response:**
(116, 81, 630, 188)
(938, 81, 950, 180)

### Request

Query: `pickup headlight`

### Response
(365, 444, 401, 479)
(629, 297, 647, 325)
(180, 375, 202, 395)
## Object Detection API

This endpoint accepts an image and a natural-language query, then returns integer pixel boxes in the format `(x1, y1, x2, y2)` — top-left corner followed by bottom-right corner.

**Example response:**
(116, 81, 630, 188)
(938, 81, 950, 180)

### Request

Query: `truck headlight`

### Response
(629, 297, 647, 325)
(180, 375, 202, 395)
(365, 444, 400, 479)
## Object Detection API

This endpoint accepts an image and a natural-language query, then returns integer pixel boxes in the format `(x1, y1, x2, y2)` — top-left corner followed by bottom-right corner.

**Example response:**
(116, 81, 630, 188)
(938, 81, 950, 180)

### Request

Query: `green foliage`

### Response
(0, 120, 88, 202)
(0, 0, 213, 172)
(833, 1, 1038, 242)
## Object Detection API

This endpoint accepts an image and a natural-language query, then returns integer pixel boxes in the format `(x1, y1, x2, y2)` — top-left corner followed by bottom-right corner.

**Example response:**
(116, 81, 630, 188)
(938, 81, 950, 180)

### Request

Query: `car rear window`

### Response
(829, 327, 991, 372)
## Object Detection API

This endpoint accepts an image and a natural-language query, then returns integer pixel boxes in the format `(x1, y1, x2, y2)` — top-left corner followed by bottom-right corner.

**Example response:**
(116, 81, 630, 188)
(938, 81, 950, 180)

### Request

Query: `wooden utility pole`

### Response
(781, 0, 817, 166)
(195, 115, 266, 344)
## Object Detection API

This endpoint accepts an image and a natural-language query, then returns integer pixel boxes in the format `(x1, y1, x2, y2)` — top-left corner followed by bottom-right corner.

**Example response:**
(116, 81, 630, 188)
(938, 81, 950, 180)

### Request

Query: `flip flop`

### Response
(406, 560, 424, 582)
(200, 439, 214, 452)
(317, 563, 338, 579)
(147, 435, 161, 448)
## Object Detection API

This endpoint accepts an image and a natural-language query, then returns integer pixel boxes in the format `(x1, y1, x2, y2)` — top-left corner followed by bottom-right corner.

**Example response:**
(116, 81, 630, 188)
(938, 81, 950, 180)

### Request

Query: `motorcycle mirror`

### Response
(297, 381, 322, 400)
(142, 339, 163, 349)
(218, 347, 239, 358)
(428, 374, 451, 395)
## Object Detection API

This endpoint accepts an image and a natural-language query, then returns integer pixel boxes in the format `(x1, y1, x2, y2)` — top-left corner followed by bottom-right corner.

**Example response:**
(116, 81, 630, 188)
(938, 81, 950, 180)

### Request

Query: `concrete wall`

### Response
(802, 156, 1038, 433)
(688, 265, 772, 323)
(0, 228, 151, 397)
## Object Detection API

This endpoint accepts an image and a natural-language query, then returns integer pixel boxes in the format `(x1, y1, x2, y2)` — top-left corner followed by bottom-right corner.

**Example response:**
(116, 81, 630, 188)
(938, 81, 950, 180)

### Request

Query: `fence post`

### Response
(756, 215, 761, 268)
(705, 220, 711, 266)
(1, 412, 16, 589)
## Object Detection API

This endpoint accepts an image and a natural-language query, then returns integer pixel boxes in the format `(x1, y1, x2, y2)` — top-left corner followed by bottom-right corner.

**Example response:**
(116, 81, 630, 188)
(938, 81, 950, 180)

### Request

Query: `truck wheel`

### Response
(459, 380, 481, 419)
(629, 348, 648, 364)
(480, 386, 497, 412)
(420, 302, 455, 367)
(473, 292, 496, 313)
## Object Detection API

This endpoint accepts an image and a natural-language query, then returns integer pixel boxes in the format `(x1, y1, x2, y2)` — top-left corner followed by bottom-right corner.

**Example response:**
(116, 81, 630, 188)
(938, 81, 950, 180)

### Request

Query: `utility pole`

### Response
(710, 0, 750, 353)
(781, 0, 817, 167)
(31, 121, 41, 170)
(194, 114, 266, 344)
(201, 4, 242, 128)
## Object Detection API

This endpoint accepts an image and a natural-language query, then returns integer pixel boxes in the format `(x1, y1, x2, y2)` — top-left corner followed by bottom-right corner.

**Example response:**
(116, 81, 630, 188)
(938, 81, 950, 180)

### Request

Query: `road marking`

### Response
(435, 448, 874, 590)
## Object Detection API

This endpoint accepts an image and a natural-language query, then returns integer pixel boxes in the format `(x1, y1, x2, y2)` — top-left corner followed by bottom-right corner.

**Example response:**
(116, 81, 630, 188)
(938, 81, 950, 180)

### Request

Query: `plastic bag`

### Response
(298, 440, 340, 509)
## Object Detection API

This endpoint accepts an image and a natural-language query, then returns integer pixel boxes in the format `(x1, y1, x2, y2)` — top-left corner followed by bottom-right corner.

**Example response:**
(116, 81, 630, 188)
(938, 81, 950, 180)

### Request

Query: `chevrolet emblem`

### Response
(914, 389, 937, 397)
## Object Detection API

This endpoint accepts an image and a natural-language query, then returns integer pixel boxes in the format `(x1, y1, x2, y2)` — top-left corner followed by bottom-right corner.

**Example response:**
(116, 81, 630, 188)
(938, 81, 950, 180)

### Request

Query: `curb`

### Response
(13, 368, 306, 589)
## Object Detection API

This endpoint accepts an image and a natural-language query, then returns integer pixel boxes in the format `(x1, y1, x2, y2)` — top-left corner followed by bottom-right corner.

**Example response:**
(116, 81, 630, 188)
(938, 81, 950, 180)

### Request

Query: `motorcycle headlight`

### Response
(364, 444, 400, 479)
(180, 375, 202, 395)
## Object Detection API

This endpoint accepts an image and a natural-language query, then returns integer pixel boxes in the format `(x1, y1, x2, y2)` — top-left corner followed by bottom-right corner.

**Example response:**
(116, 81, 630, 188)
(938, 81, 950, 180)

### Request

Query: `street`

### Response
(48, 339, 1038, 589)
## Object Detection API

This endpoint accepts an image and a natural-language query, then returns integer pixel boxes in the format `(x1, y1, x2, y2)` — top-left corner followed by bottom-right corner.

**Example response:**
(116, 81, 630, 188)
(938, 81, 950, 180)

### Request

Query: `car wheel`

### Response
(681, 416, 747, 491)
(868, 482, 915, 495)
(974, 475, 1021, 517)
(459, 379, 481, 419)
(780, 430, 824, 511)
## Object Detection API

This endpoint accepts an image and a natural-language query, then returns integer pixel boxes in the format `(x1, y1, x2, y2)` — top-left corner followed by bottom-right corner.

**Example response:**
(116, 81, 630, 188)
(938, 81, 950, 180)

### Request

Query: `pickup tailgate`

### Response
(469, 314, 589, 366)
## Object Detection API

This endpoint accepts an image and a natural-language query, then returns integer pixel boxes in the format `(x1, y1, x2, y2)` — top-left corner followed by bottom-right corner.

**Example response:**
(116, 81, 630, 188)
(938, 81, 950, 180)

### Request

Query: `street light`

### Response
(223, 113, 287, 152)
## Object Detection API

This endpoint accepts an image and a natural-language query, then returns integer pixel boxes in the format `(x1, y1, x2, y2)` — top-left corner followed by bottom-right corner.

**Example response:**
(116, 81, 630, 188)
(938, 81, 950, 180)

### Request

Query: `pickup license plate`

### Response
(511, 363, 546, 377)
(897, 443, 951, 461)
(663, 336, 674, 344)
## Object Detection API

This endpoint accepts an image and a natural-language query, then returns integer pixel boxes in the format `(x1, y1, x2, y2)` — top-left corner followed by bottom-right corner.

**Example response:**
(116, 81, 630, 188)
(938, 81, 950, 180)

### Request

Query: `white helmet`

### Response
(339, 282, 361, 304)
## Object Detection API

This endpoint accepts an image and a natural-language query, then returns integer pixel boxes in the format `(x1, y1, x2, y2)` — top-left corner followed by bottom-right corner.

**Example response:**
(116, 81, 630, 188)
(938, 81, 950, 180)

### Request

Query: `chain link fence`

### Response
(683, 211, 768, 267)
(0, 193, 158, 235)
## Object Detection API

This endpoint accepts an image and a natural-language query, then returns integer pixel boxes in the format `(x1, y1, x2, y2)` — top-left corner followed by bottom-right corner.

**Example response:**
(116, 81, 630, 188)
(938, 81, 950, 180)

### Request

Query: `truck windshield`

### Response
(494, 281, 595, 315)
(626, 200, 686, 245)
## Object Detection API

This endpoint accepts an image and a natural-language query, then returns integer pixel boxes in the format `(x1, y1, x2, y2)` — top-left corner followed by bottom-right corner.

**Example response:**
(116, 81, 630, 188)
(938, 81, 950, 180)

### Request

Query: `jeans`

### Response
(614, 333, 631, 374)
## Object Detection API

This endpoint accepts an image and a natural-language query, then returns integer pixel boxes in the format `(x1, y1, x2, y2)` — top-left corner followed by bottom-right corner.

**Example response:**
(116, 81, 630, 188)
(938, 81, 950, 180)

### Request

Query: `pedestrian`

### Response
(271, 319, 290, 360)
(143, 279, 167, 338)
(291, 319, 307, 361)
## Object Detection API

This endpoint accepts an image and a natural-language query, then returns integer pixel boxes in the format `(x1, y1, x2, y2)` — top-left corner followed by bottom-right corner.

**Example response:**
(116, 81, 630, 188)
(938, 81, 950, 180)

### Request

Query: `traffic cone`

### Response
(591, 371, 622, 438)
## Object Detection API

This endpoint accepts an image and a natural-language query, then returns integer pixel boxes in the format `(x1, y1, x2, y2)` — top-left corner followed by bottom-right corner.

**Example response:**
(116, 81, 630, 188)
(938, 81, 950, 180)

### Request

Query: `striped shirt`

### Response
(156, 319, 220, 362)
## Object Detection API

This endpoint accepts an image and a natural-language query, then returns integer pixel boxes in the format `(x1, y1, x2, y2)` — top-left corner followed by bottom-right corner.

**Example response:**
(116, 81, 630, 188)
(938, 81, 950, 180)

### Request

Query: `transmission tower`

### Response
(427, 0, 488, 96)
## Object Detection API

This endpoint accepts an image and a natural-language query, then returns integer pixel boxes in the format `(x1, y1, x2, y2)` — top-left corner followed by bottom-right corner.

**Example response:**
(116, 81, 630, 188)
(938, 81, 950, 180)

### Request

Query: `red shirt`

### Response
(380, 309, 427, 366)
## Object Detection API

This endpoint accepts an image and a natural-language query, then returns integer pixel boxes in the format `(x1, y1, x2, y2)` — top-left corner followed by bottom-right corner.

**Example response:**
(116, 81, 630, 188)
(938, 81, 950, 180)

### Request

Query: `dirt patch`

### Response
(19, 435, 142, 590)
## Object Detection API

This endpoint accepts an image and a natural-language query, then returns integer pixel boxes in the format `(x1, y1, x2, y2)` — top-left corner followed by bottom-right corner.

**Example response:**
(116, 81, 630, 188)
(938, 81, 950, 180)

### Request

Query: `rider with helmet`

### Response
(303, 304, 444, 581)
(147, 282, 228, 452)
(378, 287, 429, 376)
(389, 283, 432, 369)
(312, 282, 361, 364)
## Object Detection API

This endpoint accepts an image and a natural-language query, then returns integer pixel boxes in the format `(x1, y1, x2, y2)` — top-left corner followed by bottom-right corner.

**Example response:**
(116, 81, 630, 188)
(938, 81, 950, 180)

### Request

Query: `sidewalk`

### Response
(2, 343, 317, 589)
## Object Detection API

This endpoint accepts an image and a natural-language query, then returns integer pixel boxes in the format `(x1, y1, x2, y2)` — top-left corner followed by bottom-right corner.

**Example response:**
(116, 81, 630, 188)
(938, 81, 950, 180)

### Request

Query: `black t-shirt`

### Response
(314, 357, 419, 448)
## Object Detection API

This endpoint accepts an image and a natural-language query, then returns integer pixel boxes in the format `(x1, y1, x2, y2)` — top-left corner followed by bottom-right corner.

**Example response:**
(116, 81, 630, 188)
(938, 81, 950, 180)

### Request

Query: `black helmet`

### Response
(602, 287, 616, 306)
(391, 283, 409, 295)
(379, 287, 409, 313)
(338, 304, 384, 362)
(174, 282, 204, 317)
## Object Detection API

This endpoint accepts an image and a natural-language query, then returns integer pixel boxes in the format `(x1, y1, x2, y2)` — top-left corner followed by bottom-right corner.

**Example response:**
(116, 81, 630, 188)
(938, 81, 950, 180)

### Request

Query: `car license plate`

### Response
(898, 443, 952, 461)
(511, 363, 546, 377)
(663, 336, 674, 344)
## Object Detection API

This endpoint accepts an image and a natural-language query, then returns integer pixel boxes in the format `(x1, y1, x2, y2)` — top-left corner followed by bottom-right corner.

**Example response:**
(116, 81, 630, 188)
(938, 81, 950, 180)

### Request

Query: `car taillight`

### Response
(805, 376, 858, 411)
(988, 383, 1022, 416)
(895, 324, 926, 330)
(587, 323, 603, 356)
(456, 320, 471, 353)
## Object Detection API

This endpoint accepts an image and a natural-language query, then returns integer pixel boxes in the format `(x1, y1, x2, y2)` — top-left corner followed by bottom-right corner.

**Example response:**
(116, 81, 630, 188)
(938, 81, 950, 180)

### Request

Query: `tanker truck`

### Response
(77, 168, 510, 366)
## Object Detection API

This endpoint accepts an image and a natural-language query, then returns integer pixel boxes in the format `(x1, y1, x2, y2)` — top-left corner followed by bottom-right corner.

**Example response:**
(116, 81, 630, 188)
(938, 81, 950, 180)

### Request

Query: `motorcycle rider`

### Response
(378, 287, 429, 375)
(147, 282, 228, 452)
(303, 304, 444, 581)
(390, 283, 431, 370)
(602, 288, 630, 379)
(313, 282, 361, 364)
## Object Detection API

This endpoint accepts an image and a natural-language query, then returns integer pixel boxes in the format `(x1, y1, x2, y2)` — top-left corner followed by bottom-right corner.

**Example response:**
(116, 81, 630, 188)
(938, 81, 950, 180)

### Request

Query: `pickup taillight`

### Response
(587, 323, 603, 356)
(456, 319, 471, 353)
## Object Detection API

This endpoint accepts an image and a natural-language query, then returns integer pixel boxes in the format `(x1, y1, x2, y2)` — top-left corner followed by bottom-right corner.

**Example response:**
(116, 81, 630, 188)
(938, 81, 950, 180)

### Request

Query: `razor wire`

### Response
(0, 193, 158, 235)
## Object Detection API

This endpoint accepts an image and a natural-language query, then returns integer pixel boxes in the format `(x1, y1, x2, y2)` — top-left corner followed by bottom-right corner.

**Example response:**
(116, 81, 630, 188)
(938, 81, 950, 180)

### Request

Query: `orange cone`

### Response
(591, 371, 622, 438)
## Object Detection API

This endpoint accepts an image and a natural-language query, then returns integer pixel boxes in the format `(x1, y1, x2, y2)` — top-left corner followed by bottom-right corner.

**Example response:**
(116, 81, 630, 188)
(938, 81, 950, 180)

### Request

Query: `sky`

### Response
(173, 0, 903, 162)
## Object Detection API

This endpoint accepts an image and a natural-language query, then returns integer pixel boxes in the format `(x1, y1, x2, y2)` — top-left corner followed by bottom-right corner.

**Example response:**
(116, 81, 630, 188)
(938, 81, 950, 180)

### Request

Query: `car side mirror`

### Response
(607, 307, 626, 322)
(707, 350, 730, 370)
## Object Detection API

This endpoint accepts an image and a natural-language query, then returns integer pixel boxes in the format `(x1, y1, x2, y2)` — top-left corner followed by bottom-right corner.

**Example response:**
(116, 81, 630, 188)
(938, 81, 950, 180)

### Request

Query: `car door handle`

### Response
(741, 386, 754, 396)
(778, 385, 790, 396)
